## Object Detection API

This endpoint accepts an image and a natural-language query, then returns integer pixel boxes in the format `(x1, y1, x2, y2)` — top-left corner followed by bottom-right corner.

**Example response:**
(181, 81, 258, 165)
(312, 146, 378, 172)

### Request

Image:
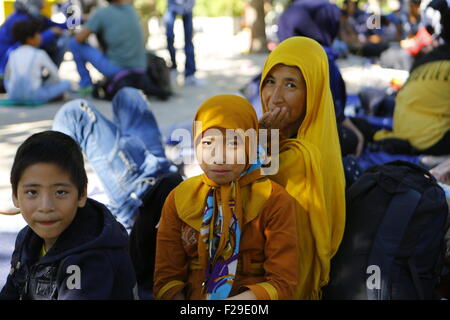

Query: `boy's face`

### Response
(26, 32, 41, 47)
(196, 128, 247, 185)
(13, 162, 87, 249)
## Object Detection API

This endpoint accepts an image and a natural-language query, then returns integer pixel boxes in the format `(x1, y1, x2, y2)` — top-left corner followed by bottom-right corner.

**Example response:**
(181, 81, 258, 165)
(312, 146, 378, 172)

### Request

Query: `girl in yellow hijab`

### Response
(153, 94, 300, 300)
(259, 36, 346, 299)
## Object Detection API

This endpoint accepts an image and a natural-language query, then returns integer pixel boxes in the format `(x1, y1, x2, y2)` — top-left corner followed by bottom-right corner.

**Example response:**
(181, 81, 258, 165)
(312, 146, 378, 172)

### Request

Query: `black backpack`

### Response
(146, 51, 172, 96)
(323, 161, 449, 300)
(93, 68, 171, 101)
(129, 173, 183, 298)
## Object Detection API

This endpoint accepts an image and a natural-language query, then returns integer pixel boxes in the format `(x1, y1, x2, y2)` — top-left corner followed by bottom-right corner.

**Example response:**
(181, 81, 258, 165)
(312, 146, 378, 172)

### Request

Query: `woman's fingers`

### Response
(260, 107, 290, 130)
(260, 111, 277, 129)
(259, 112, 271, 129)
(278, 107, 290, 128)
(271, 107, 288, 126)
(271, 107, 289, 130)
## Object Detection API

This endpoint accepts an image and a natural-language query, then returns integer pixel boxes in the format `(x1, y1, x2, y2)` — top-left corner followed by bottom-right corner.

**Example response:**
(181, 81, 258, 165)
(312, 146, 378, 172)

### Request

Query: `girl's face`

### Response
(261, 64, 307, 134)
(196, 128, 247, 185)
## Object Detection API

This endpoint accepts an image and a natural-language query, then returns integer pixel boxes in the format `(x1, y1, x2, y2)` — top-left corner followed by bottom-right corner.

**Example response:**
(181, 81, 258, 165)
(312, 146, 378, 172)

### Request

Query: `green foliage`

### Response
(155, 0, 167, 16)
(142, 0, 246, 17)
(133, 0, 158, 20)
(194, 0, 245, 17)
(134, 0, 304, 19)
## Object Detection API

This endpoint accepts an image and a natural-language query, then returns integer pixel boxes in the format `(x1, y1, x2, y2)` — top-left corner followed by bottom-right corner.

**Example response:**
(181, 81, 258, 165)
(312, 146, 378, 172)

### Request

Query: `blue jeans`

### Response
(6, 77, 71, 103)
(68, 37, 123, 87)
(34, 80, 71, 102)
(52, 87, 174, 229)
(164, 10, 196, 77)
(45, 35, 70, 68)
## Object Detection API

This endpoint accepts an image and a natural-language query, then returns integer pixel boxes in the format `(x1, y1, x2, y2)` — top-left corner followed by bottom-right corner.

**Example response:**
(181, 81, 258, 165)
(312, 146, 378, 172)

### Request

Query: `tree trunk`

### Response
(248, 0, 267, 53)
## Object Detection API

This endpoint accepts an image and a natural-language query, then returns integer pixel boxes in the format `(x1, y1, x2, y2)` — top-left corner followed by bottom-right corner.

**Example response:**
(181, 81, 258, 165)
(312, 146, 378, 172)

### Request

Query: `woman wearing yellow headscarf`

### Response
(259, 36, 346, 299)
(154, 94, 300, 300)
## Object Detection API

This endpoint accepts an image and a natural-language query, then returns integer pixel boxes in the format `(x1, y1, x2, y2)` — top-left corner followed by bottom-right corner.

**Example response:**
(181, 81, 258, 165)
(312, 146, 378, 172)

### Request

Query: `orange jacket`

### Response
(154, 181, 299, 300)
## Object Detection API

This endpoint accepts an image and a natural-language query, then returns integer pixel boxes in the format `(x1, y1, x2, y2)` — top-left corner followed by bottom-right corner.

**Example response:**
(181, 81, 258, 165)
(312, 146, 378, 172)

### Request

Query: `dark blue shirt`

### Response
(0, 198, 138, 300)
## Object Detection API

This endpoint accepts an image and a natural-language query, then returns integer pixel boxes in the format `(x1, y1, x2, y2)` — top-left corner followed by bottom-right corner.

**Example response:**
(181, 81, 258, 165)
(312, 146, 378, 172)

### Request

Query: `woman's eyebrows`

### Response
(267, 74, 298, 82)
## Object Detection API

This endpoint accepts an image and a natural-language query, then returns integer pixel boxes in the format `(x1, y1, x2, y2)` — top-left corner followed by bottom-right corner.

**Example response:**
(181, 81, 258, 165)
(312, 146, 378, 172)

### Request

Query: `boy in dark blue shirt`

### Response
(0, 131, 138, 300)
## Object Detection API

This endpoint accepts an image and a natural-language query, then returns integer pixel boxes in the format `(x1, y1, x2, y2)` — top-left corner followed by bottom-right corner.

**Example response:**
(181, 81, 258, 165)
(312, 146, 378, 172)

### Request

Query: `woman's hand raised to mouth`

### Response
(259, 106, 291, 139)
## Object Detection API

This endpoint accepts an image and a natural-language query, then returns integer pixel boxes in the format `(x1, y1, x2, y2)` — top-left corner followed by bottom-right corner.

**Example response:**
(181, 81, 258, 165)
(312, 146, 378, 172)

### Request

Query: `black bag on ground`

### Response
(93, 68, 171, 101)
(0, 75, 5, 94)
(146, 51, 172, 95)
(129, 173, 183, 297)
(323, 161, 449, 300)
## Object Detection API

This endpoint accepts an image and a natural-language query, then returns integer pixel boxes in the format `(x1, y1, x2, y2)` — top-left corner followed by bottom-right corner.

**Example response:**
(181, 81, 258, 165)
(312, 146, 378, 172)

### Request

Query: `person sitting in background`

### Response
(372, 0, 450, 156)
(400, 0, 444, 61)
(339, 0, 450, 174)
(0, 0, 68, 92)
(335, 9, 364, 57)
(69, 0, 147, 94)
(380, 0, 438, 70)
(4, 19, 71, 103)
(342, 0, 369, 27)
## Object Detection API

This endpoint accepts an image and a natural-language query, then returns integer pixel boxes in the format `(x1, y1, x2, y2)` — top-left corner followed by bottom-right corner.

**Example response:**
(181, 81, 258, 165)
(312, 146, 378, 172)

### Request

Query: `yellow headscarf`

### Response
(174, 94, 273, 277)
(373, 60, 450, 150)
(259, 37, 346, 299)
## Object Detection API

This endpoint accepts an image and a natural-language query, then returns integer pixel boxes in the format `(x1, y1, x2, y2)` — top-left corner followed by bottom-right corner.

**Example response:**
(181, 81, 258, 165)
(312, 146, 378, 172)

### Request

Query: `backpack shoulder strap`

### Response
(347, 172, 378, 204)
(366, 188, 422, 300)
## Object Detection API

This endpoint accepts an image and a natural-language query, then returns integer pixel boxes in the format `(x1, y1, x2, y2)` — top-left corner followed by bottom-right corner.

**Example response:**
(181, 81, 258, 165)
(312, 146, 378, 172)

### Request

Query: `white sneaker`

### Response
(184, 75, 206, 87)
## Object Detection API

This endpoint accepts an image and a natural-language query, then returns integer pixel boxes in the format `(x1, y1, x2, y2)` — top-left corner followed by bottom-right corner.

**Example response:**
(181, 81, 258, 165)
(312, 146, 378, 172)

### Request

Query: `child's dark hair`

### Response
(12, 19, 41, 44)
(10, 131, 88, 199)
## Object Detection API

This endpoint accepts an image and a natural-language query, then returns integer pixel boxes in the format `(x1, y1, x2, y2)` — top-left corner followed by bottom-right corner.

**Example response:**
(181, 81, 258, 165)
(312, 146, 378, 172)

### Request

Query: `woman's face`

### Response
(261, 64, 307, 134)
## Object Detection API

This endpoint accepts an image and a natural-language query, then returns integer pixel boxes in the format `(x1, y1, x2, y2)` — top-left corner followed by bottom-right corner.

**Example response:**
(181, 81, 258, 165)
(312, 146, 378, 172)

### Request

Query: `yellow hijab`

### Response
(174, 94, 273, 271)
(260, 37, 346, 299)
(373, 60, 450, 150)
